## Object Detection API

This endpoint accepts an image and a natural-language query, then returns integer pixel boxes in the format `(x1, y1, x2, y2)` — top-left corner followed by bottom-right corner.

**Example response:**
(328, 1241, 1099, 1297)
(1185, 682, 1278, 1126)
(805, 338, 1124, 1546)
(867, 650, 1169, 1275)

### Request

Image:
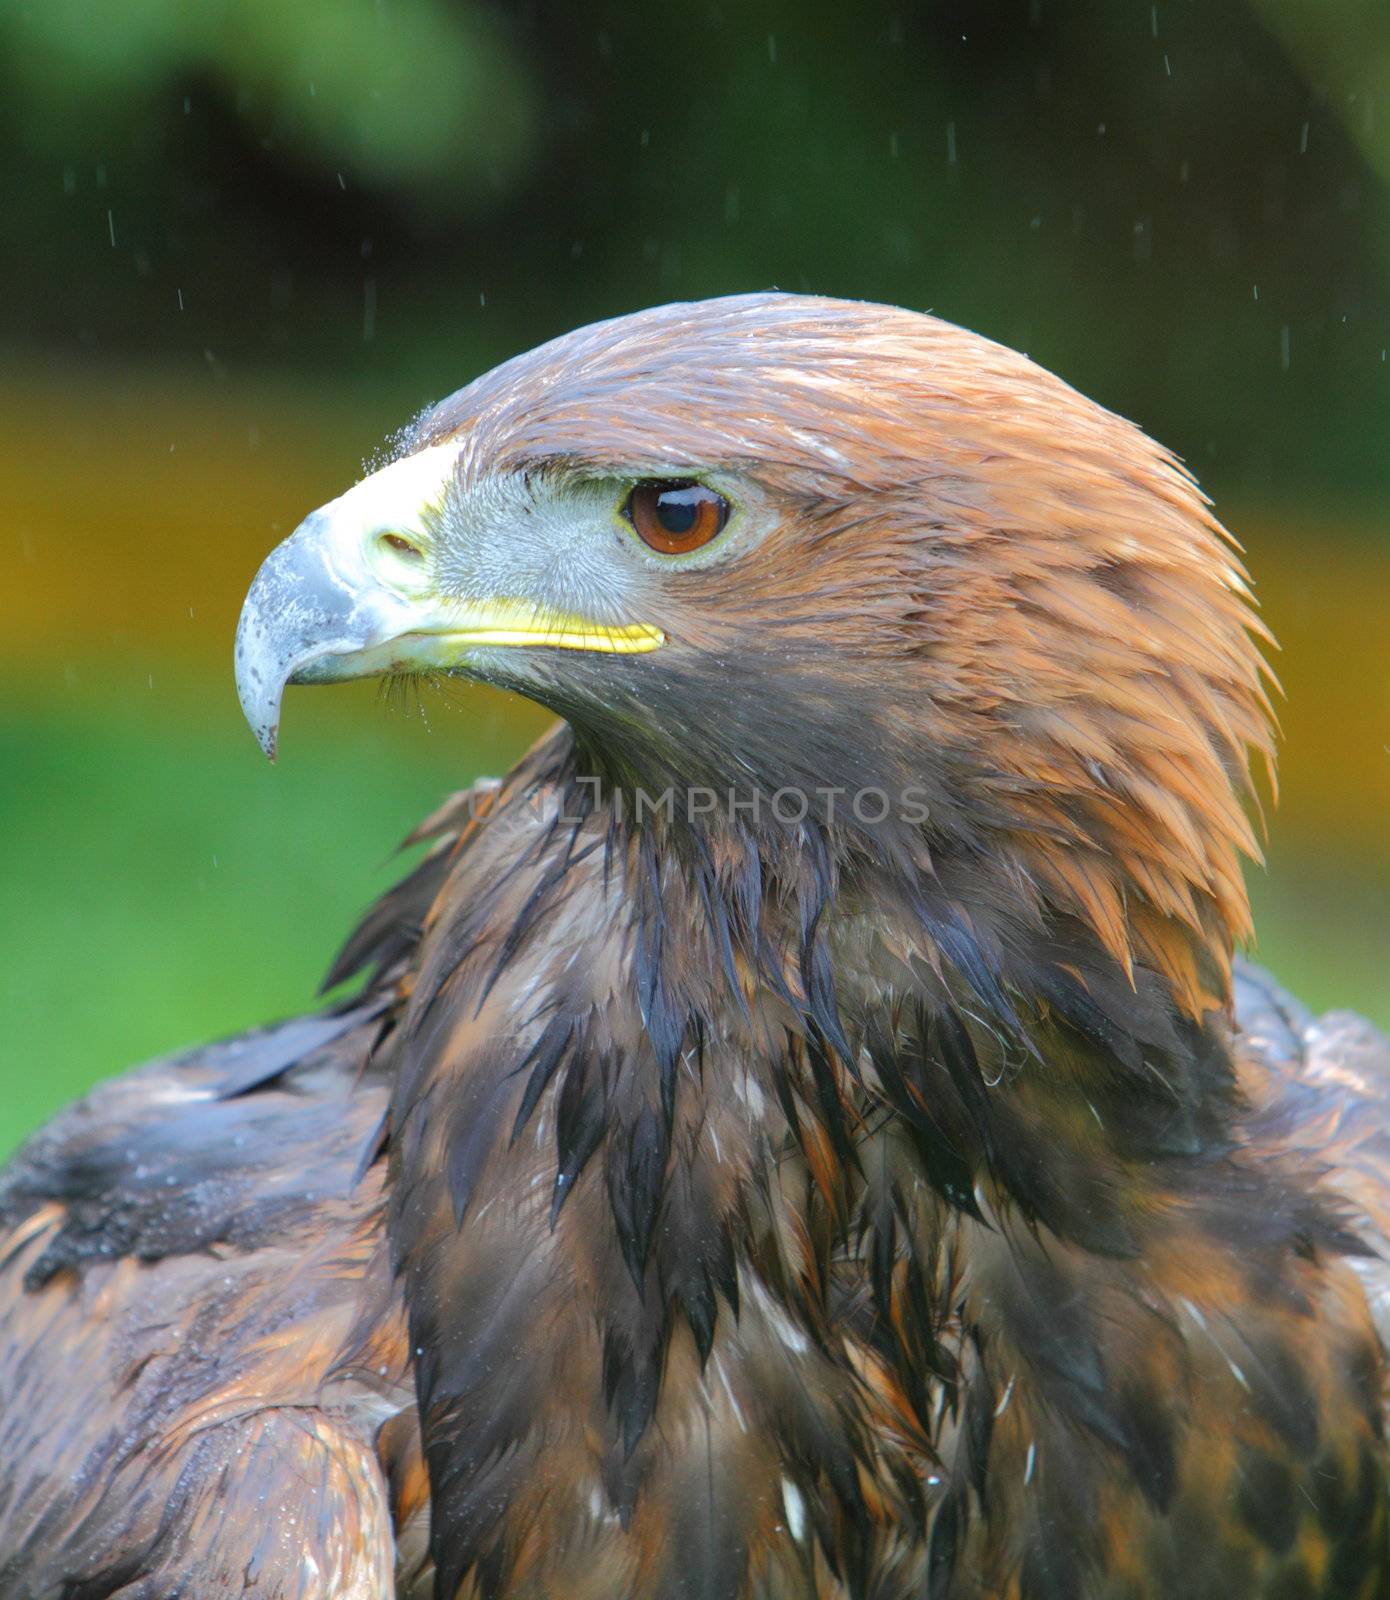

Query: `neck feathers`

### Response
(362, 727, 1367, 1598)
(388, 723, 1258, 1278)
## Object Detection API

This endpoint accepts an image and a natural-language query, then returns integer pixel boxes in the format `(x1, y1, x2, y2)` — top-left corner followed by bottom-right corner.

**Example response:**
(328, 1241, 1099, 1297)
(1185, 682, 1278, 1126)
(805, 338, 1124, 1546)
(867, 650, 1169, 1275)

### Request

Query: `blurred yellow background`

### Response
(1, 0, 1386, 1151)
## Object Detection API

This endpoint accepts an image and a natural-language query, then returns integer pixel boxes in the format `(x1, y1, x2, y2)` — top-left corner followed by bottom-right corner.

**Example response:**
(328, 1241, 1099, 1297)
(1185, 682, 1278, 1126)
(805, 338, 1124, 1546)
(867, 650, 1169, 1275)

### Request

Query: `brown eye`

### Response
(624, 481, 730, 556)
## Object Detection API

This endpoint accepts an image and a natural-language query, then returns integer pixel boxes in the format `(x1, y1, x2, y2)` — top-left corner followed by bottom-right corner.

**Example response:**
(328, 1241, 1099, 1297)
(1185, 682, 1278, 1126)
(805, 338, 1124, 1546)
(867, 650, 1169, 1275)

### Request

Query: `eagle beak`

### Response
(235, 445, 456, 760)
(234, 443, 663, 759)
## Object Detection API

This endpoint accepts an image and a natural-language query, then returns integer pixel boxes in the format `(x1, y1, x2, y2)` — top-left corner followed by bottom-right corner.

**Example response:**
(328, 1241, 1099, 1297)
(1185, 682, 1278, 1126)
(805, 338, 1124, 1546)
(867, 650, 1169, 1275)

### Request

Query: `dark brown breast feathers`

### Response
(374, 739, 1389, 1599)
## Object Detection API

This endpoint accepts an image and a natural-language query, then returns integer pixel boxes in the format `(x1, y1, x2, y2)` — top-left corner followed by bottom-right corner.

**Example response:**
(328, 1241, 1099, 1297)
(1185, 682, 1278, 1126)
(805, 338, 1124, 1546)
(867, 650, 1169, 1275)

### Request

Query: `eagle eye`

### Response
(624, 481, 730, 556)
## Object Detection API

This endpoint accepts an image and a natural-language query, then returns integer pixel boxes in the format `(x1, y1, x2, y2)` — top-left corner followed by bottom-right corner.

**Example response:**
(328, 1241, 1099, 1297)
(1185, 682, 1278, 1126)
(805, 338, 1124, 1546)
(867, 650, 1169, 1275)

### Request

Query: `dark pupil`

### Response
(655, 487, 701, 535)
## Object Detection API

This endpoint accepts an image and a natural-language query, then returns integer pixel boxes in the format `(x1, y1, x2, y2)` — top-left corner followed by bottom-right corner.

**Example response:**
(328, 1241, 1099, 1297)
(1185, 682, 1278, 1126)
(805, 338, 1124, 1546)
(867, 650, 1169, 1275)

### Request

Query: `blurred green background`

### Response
(1, 0, 1386, 1153)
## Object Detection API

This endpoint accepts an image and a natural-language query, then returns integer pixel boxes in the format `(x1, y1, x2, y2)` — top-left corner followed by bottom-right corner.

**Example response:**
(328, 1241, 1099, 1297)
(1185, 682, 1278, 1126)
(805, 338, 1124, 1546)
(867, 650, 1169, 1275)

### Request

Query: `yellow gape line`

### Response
(432, 601, 665, 654)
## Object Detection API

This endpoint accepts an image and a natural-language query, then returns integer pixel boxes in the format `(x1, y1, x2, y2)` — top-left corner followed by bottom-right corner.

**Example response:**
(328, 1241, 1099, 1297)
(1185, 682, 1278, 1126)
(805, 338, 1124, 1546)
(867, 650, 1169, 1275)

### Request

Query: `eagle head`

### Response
(236, 293, 1273, 1018)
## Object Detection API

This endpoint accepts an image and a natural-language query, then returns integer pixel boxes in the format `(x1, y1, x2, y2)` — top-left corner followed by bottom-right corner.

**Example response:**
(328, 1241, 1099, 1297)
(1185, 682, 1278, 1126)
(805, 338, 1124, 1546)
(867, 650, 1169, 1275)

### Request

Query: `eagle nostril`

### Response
(379, 533, 424, 562)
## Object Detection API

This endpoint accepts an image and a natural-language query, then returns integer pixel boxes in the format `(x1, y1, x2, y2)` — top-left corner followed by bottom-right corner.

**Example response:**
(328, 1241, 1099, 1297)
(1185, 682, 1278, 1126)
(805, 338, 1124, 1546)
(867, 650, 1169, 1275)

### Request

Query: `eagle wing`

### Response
(0, 782, 494, 1599)
(0, 1008, 407, 1600)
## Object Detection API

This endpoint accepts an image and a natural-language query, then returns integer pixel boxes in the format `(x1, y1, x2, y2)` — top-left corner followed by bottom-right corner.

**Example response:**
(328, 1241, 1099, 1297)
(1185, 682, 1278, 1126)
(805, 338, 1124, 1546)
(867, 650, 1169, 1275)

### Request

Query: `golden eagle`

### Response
(1, 295, 1386, 1598)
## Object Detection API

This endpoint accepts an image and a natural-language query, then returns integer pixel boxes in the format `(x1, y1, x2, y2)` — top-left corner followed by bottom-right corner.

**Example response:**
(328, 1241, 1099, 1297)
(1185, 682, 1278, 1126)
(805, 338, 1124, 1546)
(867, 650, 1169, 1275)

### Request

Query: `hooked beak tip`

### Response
(234, 625, 288, 762)
(244, 706, 281, 763)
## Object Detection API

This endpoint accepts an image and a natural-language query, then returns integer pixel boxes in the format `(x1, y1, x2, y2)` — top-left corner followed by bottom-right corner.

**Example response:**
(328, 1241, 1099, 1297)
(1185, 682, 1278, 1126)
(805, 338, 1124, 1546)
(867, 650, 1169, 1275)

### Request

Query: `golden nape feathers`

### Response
(1, 296, 1385, 1599)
